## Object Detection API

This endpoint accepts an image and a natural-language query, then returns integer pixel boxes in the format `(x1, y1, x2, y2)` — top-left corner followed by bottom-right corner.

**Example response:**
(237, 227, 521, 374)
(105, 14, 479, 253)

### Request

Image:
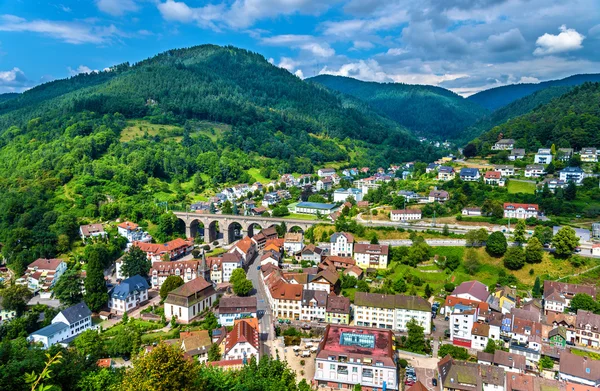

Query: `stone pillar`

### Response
(205, 226, 213, 243)
(185, 223, 192, 238)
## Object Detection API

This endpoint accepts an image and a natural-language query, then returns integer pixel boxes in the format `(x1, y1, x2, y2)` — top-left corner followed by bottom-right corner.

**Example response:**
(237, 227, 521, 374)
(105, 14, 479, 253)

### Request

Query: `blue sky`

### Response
(1, 0, 599, 95)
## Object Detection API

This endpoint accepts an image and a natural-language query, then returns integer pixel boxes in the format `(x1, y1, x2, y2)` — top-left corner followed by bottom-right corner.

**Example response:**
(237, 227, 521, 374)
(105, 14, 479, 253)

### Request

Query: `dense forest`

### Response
(309, 74, 489, 142)
(470, 82, 600, 152)
(0, 45, 443, 275)
(467, 73, 600, 111)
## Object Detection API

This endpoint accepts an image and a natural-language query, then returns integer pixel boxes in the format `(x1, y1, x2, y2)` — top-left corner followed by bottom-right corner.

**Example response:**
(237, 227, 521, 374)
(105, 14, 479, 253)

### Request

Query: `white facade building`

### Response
(354, 292, 431, 334)
(330, 232, 354, 257)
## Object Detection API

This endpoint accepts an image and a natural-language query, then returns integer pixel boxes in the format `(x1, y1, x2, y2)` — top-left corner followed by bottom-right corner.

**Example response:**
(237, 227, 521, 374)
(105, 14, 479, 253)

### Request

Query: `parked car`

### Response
(432, 378, 438, 386)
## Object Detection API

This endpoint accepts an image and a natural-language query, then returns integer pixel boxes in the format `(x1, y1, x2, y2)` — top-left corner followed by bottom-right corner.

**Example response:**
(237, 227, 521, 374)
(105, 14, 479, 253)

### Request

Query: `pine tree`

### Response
(532, 276, 541, 298)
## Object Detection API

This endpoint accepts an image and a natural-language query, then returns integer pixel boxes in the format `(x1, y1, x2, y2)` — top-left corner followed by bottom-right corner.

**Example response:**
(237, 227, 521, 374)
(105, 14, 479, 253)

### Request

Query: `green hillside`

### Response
(470, 82, 600, 152)
(309, 74, 489, 142)
(0, 44, 441, 275)
(468, 73, 600, 111)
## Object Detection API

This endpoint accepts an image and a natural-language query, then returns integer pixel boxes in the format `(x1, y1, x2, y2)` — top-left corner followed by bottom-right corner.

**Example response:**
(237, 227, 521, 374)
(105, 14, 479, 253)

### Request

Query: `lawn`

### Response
(102, 319, 162, 336)
(507, 180, 536, 194)
(247, 168, 271, 184)
(287, 213, 319, 221)
(141, 328, 179, 344)
(571, 348, 600, 360)
(120, 120, 183, 142)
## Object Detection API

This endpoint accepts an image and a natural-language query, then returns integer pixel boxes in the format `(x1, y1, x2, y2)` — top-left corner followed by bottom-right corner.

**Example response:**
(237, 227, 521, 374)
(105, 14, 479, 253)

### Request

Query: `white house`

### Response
(524, 164, 545, 178)
(559, 167, 585, 184)
(390, 209, 422, 221)
(333, 188, 363, 203)
(218, 297, 257, 327)
(298, 244, 323, 263)
(260, 250, 281, 267)
(353, 244, 389, 270)
(494, 165, 515, 177)
(460, 168, 480, 181)
(330, 232, 354, 257)
(223, 320, 260, 361)
(79, 224, 107, 241)
(28, 302, 92, 349)
(300, 289, 327, 322)
(492, 139, 515, 150)
(220, 252, 243, 283)
(317, 168, 336, 177)
(509, 149, 525, 161)
(354, 292, 431, 334)
(580, 148, 598, 163)
(462, 207, 482, 216)
(534, 148, 553, 164)
(117, 221, 152, 243)
(449, 304, 479, 348)
(504, 203, 539, 219)
(283, 232, 304, 254)
(22, 258, 67, 295)
(316, 177, 334, 191)
(108, 275, 149, 314)
(164, 277, 218, 323)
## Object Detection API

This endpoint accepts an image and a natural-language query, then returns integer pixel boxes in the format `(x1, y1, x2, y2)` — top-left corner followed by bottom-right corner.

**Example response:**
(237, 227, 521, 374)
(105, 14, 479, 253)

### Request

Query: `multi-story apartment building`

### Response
(164, 277, 218, 324)
(325, 295, 351, 325)
(580, 147, 598, 163)
(449, 304, 479, 348)
(503, 203, 539, 219)
(534, 148, 553, 164)
(314, 325, 399, 390)
(492, 139, 515, 150)
(21, 258, 68, 295)
(353, 244, 389, 270)
(149, 259, 209, 288)
(330, 232, 354, 257)
(28, 302, 93, 349)
(108, 274, 149, 314)
(300, 289, 327, 322)
(354, 292, 431, 334)
(559, 167, 585, 184)
(217, 297, 257, 327)
(132, 238, 193, 262)
(570, 310, 600, 349)
(390, 209, 422, 221)
(438, 166, 455, 181)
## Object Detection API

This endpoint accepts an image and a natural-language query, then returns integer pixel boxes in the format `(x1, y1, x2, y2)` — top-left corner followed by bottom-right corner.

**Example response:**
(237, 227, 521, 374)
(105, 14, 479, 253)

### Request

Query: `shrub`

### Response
(398, 359, 408, 368)
(300, 360, 305, 366)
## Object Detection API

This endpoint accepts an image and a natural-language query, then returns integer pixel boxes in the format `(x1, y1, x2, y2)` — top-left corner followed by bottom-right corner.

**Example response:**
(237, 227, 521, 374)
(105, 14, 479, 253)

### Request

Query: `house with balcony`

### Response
(148, 259, 209, 288)
(492, 139, 515, 151)
(353, 244, 389, 269)
(571, 310, 600, 349)
(223, 319, 260, 362)
(132, 238, 193, 263)
(524, 164, 545, 178)
(164, 277, 218, 324)
(509, 149, 525, 161)
(484, 171, 504, 186)
(557, 148, 574, 161)
(108, 275, 149, 314)
(438, 166, 456, 181)
(354, 292, 431, 334)
(79, 223, 107, 241)
(503, 203, 539, 219)
(559, 167, 585, 184)
(218, 297, 257, 327)
(580, 147, 598, 163)
(330, 232, 354, 257)
(314, 325, 399, 390)
(460, 168, 480, 182)
(429, 189, 450, 202)
(494, 165, 515, 177)
(21, 258, 67, 295)
(534, 148, 553, 164)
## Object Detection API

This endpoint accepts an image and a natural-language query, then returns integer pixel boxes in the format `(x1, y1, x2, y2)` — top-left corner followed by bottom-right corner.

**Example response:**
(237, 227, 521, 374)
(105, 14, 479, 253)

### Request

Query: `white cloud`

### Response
(386, 48, 408, 56)
(67, 65, 98, 76)
(518, 76, 540, 84)
(320, 59, 391, 82)
(262, 34, 335, 57)
(0, 14, 122, 44)
(96, 0, 138, 16)
(0, 67, 32, 92)
(278, 57, 300, 72)
(534, 25, 585, 56)
(294, 69, 304, 78)
(352, 41, 375, 50)
(157, 1, 225, 29)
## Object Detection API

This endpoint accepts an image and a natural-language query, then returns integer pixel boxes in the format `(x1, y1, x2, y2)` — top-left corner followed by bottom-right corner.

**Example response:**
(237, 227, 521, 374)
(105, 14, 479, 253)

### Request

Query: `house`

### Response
(300, 289, 327, 321)
(524, 164, 545, 178)
(354, 292, 431, 334)
(316, 177, 334, 191)
(438, 356, 495, 391)
(460, 168, 481, 182)
(317, 168, 336, 177)
(451, 281, 490, 302)
(509, 149, 526, 161)
(438, 166, 456, 181)
(484, 171, 504, 186)
(321, 256, 355, 271)
(223, 319, 260, 362)
(353, 244, 389, 270)
(572, 310, 600, 349)
(260, 250, 281, 267)
(218, 297, 257, 326)
(269, 282, 303, 320)
(477, 349, 526, 373)
(251, 226, 278, 250)
(492, 138, 515, 150)
(559, 351, 600, 386)
(22, 258, 67, 294)
(543, 281, 596, 315)
(580, 148, 598, 163)
(462, 207, 482, 216)
(494, 165, 515, 177)
(548, 326, 567, 349)
(262, 192, 280, 207)
(508, 318, 543, 367)
(333, 188, 363, 203)
(559, 167, 585, 184)
(28, 302, 92, 349)
(108, 275, 149, 314)
(444, 296, 489, 320)
(283, 232, 304, 254)
(164, 277, 218, 323)
(426, 163, 440, 173)
(117, 221, 152, 243)
(190, 201, 211, 212)
(470, 322, 490, 350)
(534, 148, 553, 164)
(149, 259, 209, 288)
(557, 148, 574, 161)
(539, 178, 567, 192)
(503, 203, 539, 219)
(297, 244, 323, 263)
(390, 209, 422, 221)
(343, 265, 363, 280)
(325, 295, 351, 324)
(342, 168, 358, 177)
(309, 268, 339, 293)
(230, 236, 256, 266)
(292, 201, 338, 215)
(314, 324, 399, 390)
(180, 330, 212, 363)
(449, 303, 480, 348)
(330, 232, 354, 257)
(132, 238, 193, 263)
(492, 286, 517, 314)
(79, 223, 106, 241)
(219, 252, 243, 282)
(429, 189, 450, 202)
(398, 190, 421, 202)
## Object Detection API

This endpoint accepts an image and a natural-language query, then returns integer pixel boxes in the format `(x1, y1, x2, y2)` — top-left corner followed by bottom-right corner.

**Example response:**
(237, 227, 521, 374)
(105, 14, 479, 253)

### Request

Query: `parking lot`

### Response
(414, 367, 439, 391)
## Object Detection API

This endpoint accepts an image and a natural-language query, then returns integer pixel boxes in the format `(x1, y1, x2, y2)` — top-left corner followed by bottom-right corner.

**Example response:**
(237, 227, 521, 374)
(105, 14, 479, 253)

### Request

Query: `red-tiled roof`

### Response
(503, 203, 539, 211)
(225, 320, 259, 354)
(484, 171, 501, 179)
(133, 238, 192, 254)
(118, 221, 139, 230)
(233, 236, 254, 254)
(28, 258, 64, 271)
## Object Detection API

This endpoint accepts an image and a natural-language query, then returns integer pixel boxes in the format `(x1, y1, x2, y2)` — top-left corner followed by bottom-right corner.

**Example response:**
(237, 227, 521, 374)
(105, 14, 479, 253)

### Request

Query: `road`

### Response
(246, 251, 274, 357)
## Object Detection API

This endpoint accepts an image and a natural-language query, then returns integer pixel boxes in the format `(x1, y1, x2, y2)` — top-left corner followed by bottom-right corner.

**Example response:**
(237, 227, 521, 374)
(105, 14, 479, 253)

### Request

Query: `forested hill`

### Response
(467, 73, 600, 111)
(0, 93, 19, 103)
(308, 74, 489, 142)
(470, 82, 600, 153)
(465, 85, 574, 139)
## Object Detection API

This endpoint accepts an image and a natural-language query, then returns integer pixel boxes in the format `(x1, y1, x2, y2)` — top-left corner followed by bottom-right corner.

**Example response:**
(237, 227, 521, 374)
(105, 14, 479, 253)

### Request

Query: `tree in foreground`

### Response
(121, 343, 197, 391)
(1, 284, 33, 316)
(552, 227, 579, 258)
(486, 231, 507, 256)
(53, 268, 84, 306)
(160, 275, 185, 300)
(525, 237, 544, 264)
(512, 220, 526, 245)
(532, 276, 542, 298)
(570, 293, 598, 313)
(503, 247, 525, 270)
(207, 343, 221, 362)
(231, 269, 253, 296)
(483, 339, 497, 354)
(84, 254, 109, 312)
(121, 246, 152, 278)
(405, 318, 426, 354)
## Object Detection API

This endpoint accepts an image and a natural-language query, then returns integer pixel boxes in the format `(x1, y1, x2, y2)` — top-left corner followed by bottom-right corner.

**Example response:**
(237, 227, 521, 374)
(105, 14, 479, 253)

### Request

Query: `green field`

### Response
(287, 213, 319, 221)
(247, 168, 271, 184)
(120, 119, 229, 143)
(507, 180, 536, 194)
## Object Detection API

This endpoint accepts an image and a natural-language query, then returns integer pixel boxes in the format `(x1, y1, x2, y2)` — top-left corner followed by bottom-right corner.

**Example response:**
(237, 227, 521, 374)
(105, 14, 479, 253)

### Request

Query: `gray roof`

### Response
(302, 289, 328, 307)
(31, 322, 69, 338)
(59, 302, 92, 324)
(110, 274, 149, 300)
(460, 168, 480, 176)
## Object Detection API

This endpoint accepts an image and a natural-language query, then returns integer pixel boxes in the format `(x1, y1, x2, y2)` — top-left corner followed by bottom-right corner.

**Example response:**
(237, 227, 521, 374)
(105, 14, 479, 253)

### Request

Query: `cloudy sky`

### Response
(1, 0, 599, 95)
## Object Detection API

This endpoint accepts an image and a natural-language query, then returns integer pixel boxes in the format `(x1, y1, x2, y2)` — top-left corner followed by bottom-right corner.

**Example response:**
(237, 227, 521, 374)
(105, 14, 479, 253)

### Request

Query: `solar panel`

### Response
(340, 332, 375, 349)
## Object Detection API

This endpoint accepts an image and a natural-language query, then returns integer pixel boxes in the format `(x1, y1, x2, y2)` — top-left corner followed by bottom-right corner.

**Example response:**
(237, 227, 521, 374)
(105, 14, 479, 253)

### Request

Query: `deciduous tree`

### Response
(160, 275, 184, 299)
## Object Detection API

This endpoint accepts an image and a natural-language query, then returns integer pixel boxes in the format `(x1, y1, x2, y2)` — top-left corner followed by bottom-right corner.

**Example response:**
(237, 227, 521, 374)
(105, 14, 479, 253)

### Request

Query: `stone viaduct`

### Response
(173, 212, 321, 245)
